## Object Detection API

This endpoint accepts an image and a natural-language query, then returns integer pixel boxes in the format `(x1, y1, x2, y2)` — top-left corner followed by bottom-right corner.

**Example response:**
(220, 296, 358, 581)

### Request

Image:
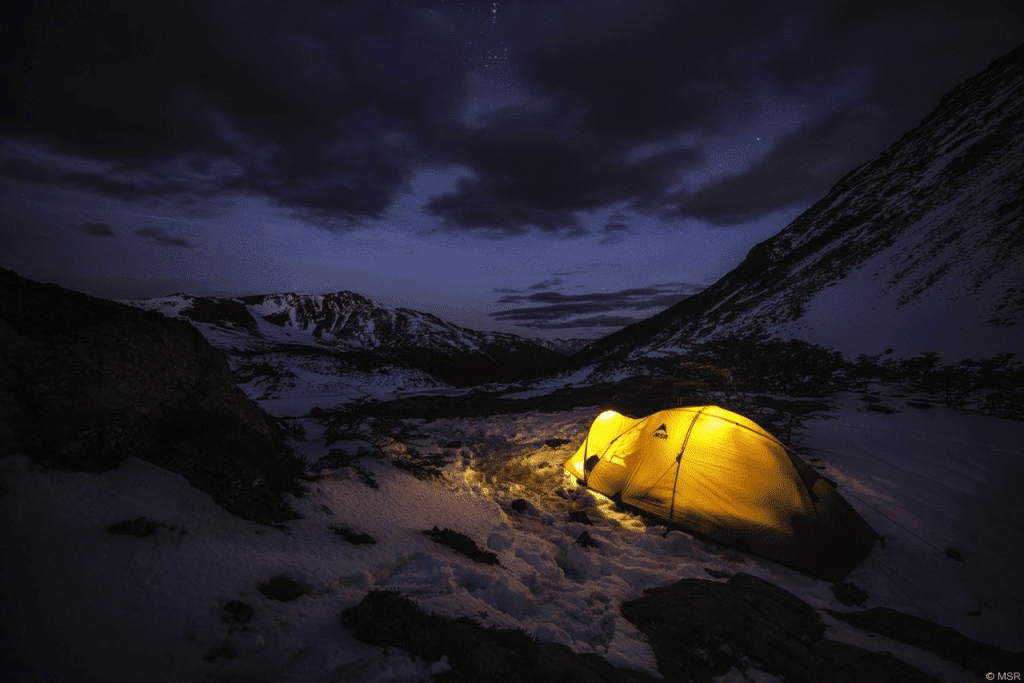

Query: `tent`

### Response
(564, 406, 878, 581)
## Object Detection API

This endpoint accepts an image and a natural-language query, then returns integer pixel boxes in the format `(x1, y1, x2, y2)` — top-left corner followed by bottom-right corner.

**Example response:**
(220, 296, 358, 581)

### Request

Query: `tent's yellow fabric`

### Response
(564, 406, 878, 581)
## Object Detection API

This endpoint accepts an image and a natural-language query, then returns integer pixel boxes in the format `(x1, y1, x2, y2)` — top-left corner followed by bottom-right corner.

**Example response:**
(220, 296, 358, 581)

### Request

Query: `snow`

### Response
(3, 389, 1022, 681)
(782, 214, 1023, 361)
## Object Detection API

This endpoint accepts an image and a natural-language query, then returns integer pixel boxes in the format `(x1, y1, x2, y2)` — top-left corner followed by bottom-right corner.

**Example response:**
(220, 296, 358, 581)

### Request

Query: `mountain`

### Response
(127, 290, 562, 403)
(578, 42, 1024, 366)
(527, 336, 592, 356)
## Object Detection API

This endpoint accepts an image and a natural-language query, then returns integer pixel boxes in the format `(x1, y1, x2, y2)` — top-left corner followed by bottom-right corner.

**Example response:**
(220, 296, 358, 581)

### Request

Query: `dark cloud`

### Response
(426, 108, 700, 236)
(492, 282, 704, 330)
(134, 228, 194, 248)
(0, 158, 219, 205)
(3, 0, 1021, 235)
(521, 314, 641, 330)
(2, 0, 465, 227)
(599, 220, 631, 244)
(513, 1, 780, 138)
(495, 277, 566, 294)
(667, 104, 892, 224)
(79, 222, 115, 237)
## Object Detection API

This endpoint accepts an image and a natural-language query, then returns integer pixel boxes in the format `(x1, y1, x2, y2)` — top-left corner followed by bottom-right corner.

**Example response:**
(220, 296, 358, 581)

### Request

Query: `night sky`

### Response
(2, 1, 1022, 339)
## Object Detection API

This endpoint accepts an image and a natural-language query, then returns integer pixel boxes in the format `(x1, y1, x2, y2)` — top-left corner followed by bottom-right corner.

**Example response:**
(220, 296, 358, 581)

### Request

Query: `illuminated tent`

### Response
(564, 406, 878, 581)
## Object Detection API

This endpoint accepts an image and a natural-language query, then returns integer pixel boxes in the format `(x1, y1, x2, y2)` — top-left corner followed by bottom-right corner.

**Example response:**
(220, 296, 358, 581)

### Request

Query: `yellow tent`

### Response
(564, 406, 878, 581)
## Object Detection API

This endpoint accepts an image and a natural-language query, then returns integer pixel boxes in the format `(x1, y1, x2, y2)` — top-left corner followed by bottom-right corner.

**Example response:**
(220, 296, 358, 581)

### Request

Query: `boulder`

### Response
(620, 572, 942, 682)
(341, 590, 657, 682)
(0, 268, 304, 524)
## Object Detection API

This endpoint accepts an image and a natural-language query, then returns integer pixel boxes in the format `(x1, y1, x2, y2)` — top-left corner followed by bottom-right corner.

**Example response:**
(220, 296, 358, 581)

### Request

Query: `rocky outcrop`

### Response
(0, 268, 305, 524)
(825, 606, 1022, 676)
(619, 571, 1017, 682)
(341, 590, 657, 683)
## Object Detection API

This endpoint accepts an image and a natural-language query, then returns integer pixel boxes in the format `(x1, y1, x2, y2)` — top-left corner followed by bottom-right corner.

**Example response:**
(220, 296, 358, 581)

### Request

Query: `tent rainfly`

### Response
(564, 406, 879, 581)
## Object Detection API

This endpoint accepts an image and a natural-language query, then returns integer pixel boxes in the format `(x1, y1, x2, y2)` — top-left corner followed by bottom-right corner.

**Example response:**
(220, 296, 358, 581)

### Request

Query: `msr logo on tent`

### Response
(653, 424, 668, 440)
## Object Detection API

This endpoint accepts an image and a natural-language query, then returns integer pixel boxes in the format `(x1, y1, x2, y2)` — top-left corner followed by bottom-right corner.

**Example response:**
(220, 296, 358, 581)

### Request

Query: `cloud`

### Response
(492, 281, 704, 330)
(666, 105, 893, 225)
(78, 222, 115, 237)
(520, 314, 641, 330)
(599, 220, 631, 244)
(425, 106, 701, 235)
(134, 228, 195, 248)
(2, 1, 466, 227)
(494, 278, 566, 294)
(3, 0, 1021, 236)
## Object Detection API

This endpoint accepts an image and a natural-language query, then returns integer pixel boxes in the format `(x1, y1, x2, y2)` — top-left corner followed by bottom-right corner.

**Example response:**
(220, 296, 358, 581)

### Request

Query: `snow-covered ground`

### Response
(2, 388, 1022, 682)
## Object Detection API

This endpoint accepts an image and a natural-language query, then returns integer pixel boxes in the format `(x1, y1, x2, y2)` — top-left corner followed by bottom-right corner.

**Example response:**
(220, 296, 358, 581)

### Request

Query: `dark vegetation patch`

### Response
(330, 525, 376, 545)
(423, 526, 499, 566)
(849, 349, 1023, 420)
(257, 576, 307, 602)
(308, 448, 379, 488)
(341, 590, 657, 682)
(391, 447, 451, 480)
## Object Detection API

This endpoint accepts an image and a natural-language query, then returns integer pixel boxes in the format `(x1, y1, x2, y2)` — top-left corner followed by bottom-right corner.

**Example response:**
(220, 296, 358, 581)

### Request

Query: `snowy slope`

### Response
(580, 43, 1024, 364)
(3, 391, 1022, 682)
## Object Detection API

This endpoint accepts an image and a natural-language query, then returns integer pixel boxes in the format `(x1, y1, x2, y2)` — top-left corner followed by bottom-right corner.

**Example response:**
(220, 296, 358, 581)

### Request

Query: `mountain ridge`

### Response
(125, 289, 571, 397)
(575, 42, 1024, 366)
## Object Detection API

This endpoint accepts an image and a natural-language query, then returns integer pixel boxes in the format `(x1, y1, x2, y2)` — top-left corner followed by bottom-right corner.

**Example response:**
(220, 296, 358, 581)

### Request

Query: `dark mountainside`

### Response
(573, 42, 1024, 367)
(0, 268, 305, 524)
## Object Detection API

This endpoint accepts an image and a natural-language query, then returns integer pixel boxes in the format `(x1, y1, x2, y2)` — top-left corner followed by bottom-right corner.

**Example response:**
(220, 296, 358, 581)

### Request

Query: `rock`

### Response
(341, 590, 657, 682)
(831, 581, 869, 606)
(576, 531, 600, 549)
(824, 606, 1021, 675)
(568, 510, 594, 525)
(0, 269, 305, 524)
(222, 601, 254, 624)
(257, 576, 307, 602)
(620, 572, 941, 682)
(106, 517, 169, 537)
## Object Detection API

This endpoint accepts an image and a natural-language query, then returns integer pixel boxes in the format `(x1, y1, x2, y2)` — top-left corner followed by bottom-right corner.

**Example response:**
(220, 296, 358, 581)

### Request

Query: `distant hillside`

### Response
(576, 42, 1024, 366)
